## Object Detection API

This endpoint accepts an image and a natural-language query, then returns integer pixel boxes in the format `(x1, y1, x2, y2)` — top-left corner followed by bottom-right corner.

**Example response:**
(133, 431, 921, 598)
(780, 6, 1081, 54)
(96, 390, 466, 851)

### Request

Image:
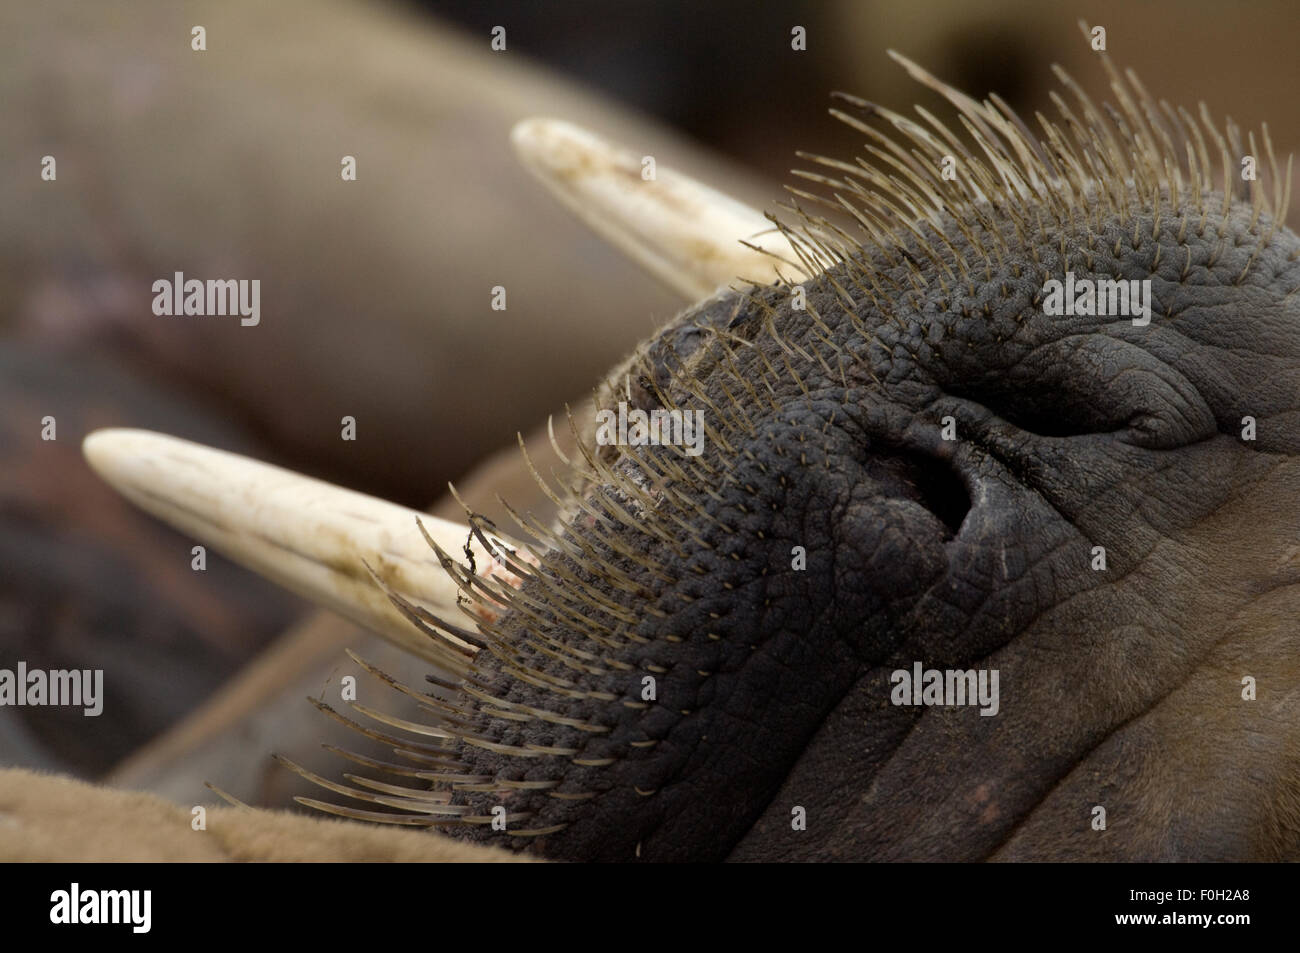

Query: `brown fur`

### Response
(0, 768, 528, 862)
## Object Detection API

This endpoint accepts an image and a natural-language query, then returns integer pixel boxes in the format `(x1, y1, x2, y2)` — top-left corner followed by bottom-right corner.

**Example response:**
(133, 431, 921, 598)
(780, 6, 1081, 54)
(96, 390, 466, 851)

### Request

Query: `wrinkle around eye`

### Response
(938, 335, 1218, 448)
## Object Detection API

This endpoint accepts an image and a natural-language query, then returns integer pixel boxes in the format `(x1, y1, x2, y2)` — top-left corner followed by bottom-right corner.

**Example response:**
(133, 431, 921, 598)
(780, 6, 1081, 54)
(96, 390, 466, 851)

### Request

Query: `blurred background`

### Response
(1, 0, 1295, 800)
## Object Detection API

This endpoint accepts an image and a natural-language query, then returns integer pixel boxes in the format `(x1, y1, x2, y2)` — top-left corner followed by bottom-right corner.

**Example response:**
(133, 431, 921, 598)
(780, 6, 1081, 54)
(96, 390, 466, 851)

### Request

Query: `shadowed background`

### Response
(1, 0, 1294, 803)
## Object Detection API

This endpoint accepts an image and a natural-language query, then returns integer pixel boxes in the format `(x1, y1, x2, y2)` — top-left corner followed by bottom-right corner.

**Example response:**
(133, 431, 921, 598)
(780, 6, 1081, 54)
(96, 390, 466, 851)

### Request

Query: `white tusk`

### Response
(511, 117, 802, 300)
(82, 429, 521, 666)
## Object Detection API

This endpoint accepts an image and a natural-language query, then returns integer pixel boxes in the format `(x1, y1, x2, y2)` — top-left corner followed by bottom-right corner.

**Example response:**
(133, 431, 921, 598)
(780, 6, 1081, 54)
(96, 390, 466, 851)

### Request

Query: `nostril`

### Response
(898, 451, 971, 538)
(859, 442, 972, 540)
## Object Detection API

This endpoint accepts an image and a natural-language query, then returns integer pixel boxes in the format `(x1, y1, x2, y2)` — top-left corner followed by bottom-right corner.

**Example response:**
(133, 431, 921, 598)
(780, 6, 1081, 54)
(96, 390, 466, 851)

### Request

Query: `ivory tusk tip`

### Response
(508, 116, 550, 155)
(82, 426, 124, 471)
(79, 427, 510, 665)
(509, 116, 798, 300)
(82, 427, 165, 491)
(509, 117, 585, 169)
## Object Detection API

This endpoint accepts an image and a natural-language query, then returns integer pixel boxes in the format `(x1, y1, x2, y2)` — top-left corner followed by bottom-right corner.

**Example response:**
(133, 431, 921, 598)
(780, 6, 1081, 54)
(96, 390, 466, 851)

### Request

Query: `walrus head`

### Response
(84, 34, 1300, 861)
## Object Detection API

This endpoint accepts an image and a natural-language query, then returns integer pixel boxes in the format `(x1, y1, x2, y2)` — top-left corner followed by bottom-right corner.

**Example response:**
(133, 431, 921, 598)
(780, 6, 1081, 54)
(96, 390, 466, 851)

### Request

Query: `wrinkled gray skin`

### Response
(447, 190, 1300, 862)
